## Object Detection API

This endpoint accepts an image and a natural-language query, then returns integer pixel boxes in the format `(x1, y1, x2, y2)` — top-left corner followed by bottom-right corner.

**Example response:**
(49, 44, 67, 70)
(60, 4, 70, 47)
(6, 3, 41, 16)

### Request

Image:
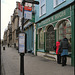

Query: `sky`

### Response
(1, 0, 20, 40)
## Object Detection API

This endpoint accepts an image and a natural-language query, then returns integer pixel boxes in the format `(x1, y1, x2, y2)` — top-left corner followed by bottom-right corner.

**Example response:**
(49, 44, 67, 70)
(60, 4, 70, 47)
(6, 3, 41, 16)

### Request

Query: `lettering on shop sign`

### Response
(39, 10, 67, 27)
(55, 10, 66, 20)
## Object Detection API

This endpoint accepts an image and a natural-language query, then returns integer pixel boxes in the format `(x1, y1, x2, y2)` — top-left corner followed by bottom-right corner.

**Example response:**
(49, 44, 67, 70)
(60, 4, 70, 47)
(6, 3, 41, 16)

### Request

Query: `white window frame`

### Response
(53, 0, 66, 8)
(39, 0, 46, 17)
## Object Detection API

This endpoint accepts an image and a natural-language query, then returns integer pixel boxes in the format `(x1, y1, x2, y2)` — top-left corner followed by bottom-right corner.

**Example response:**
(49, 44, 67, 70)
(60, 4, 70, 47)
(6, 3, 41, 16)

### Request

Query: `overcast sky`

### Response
(1, 0, 20, 40)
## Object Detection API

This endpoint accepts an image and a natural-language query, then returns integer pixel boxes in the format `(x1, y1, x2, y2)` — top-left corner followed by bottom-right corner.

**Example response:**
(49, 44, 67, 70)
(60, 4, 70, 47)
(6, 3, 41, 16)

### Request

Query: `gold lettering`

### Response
(39, 10, 66, 26)
(39, 18, 50, 26)
(55, 10, 66, 20)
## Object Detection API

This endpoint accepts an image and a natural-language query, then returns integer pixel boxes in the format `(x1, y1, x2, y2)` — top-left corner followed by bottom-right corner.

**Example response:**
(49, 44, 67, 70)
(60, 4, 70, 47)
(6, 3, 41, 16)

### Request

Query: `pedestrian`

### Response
(59, 37, 71, 66)
(56, 40, 61, 64)
(2, 41, 3, 46)
(8, 43, 9, 47)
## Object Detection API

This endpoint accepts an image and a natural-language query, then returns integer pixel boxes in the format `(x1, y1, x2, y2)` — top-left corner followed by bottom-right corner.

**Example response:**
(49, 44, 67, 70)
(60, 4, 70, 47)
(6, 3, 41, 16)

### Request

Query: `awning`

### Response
(24, 22, 32, 28)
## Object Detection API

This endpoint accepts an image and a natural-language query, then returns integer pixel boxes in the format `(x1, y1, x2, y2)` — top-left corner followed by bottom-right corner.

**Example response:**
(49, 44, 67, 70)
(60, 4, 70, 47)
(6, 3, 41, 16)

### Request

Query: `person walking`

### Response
(8, 43, 9, 47)
(56, 40, 61, 64)
(59, 37, 71, 66)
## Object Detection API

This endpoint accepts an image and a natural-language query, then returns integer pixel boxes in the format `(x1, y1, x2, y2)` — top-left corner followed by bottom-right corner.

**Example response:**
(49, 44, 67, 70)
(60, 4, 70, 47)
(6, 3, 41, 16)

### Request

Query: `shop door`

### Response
(46, 25, 55, 52)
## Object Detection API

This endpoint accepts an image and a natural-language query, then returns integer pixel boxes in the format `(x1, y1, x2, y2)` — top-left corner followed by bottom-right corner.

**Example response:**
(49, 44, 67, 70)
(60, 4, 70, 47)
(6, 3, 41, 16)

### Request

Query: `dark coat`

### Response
(58, 38, 71, 56)
(60, 38, 71, 49)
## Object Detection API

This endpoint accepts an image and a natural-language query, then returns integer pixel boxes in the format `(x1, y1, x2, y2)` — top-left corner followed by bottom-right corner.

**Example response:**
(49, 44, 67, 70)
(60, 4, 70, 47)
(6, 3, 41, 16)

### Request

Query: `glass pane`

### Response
(39, 29, 44, 49)
(66, 34, 71, 39)
(58, 0, 62, 4)
(41, 5, 45, 15)
(66, 21, 71, 27)
(59, 35, 63, 40)
(66, 28, 71, 34)
(59, 24, 63, 28)
(58, 20, 71, 52)
(41, 0, 45, 6)
(56, 0, 65, 6)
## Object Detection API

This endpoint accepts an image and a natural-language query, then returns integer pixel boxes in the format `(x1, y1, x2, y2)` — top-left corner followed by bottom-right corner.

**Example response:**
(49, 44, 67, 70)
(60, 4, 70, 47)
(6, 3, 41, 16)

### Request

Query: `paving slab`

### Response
(1, 46, 74, 75)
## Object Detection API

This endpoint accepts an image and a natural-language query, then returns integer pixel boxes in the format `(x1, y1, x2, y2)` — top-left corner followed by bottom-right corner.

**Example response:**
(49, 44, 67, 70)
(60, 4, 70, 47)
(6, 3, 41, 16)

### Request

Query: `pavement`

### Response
(1, 45, 74, 75)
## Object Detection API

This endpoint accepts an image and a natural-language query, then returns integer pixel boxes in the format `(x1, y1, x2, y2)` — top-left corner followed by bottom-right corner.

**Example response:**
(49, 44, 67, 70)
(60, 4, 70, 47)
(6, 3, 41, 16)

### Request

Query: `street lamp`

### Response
(20, 0, 39, 75)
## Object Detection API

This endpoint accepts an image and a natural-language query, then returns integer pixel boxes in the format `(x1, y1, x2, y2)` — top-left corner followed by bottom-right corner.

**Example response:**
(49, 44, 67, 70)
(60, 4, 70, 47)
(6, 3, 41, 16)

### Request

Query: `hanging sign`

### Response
(17, 3, 23, 18)
(17, 3, 32, 19)
(18, 32, 25, 53)
(24, 6, 32, 19)
(18, 2, 23, 12)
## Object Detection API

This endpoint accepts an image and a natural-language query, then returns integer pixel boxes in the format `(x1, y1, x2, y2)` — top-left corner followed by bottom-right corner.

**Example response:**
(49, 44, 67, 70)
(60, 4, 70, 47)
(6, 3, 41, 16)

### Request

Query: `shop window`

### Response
(39, 29, 44, 49)
(46, 25, 55, 52)
(58, 20, 71, 47)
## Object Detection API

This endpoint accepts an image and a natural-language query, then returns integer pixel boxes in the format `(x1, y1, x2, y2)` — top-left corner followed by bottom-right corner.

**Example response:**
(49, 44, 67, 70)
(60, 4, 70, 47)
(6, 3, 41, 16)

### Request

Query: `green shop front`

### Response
(36, 5, 75, 66)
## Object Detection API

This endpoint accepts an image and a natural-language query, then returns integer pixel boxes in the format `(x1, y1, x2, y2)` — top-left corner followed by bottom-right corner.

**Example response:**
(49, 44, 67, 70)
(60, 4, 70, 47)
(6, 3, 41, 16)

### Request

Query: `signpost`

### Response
(18, 32, 25, 75)
(18, 0, 39, 75)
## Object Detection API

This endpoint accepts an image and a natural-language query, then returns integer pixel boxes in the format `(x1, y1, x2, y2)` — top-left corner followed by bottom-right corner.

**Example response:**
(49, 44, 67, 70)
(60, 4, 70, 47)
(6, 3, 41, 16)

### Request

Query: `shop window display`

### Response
(58, 20, 71, 51)
(39, 29, 44, 49)
(46, 25, 55, 52)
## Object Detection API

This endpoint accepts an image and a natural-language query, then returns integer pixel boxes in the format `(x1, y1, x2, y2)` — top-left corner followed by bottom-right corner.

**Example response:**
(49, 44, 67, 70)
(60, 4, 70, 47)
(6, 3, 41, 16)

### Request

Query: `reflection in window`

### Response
(39, 29, 44, 49)
(58, 20, 71, 46)
(59, 20, 71, 40)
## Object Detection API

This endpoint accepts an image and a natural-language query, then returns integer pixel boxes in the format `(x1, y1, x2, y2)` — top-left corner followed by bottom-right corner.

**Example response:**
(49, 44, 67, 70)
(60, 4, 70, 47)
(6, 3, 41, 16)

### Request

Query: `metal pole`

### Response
(20, 53, 24, 75)
(20, 0, 25, 75)
(22, 1, 24, 31)
(19, 0, 39, 75)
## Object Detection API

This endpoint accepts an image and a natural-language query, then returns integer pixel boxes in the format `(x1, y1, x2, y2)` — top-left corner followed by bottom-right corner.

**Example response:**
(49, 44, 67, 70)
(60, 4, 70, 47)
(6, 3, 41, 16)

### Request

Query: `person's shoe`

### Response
(62, 64, 64, 66)
(64, 64, 67, 66)
(57, 62, 62, 64)
(58, 63, 61, 64)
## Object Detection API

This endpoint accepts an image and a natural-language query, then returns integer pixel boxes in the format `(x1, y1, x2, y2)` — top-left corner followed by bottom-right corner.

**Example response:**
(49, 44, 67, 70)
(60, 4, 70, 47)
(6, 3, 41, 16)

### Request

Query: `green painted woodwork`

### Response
(35, 34, 38, 56)
(35, 25, 38, 56)
(36, 5, 75, 66)
(38, 7, 70, 28)
(44, 32, 46, 52)
(71, 5, 75, 66)
(30, 15, 35, 23)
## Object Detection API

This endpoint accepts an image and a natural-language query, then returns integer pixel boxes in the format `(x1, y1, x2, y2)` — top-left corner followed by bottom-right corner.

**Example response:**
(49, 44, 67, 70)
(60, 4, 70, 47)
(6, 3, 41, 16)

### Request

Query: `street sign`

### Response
(18, 9, 23, 18)
(18, 32, 25, 53)
(18, 2, 23, 12)
(24, 6, 32, 19)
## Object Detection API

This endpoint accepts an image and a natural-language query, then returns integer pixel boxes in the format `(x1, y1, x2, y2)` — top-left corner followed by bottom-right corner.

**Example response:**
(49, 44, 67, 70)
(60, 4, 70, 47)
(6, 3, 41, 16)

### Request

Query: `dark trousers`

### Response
(57, 54, 61, 64)
(62, 55, 67, 66)
(8, 44, 9, 47)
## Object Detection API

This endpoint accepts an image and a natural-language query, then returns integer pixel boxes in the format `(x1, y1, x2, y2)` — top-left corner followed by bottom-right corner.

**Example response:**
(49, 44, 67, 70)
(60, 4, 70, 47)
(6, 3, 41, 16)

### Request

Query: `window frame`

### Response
(39, 0, 46, 17)
(53, 0, 66, 8)
(38, 29, 44, 49)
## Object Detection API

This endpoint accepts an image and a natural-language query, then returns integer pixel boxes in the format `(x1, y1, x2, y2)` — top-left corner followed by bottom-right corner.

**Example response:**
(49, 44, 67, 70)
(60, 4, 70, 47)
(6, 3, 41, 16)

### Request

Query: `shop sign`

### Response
(24, 6, 32, 19)
(17, 3, 23, 18)
(17, 3, 32, 19)
(18, 33, 25, 53)
(18, 2, 23, 12)
(38, 7, 70, 27)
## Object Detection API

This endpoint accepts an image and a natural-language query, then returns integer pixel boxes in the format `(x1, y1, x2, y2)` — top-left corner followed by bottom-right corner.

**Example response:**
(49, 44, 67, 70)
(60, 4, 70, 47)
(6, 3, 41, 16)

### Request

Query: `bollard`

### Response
(3, 47, 5, 50)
